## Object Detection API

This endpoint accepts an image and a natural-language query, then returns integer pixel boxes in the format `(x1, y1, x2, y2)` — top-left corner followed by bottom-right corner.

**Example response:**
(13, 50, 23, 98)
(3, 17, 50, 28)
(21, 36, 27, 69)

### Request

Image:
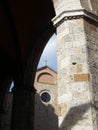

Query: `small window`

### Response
(9, 81, 14, 92)
(41, 92, 51, 103)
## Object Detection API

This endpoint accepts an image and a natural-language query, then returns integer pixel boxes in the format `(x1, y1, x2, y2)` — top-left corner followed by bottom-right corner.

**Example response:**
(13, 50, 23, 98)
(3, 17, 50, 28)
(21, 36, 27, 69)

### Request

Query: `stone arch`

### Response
(22, 24, 56, 130)
(37, 72, 55, 84)
(23, 22, 56, 87)
(0, 2, 55, 130)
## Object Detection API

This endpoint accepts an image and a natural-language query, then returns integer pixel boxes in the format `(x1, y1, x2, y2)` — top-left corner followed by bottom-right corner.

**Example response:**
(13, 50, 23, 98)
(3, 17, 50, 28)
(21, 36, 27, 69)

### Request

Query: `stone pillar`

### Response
(52, 0, 98, 130)
(0, 77, 11, 130)
(11, 85, 36, 130)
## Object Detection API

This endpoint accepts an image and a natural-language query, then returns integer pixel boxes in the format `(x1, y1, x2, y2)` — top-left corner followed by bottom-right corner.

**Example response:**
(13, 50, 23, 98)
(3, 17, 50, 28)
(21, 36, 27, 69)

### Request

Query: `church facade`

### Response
(34, 66, 58, 130)
(4, 66, 58, 130)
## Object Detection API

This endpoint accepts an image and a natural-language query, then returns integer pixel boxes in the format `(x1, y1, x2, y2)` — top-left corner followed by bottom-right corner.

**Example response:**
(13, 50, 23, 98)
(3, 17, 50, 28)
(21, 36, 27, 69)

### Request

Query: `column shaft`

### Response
(11, 86, 35, 130)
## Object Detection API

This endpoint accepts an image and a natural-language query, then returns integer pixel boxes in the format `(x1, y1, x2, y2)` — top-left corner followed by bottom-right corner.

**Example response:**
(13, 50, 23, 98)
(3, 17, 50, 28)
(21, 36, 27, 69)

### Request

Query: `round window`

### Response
(41, 92, 51, 103)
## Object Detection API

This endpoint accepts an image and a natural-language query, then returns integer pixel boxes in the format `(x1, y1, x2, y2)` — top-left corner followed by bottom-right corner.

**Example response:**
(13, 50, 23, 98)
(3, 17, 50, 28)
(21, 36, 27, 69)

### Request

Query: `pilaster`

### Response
(52, 0, 98, 130)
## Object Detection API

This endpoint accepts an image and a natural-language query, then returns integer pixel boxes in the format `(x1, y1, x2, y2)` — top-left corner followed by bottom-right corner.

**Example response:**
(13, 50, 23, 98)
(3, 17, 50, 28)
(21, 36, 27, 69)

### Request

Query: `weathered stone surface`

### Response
(74, 73, 90, 82)
(53, 0, 98, 129)
(34, 67, 58, 130)
(55, 105, 61, 116)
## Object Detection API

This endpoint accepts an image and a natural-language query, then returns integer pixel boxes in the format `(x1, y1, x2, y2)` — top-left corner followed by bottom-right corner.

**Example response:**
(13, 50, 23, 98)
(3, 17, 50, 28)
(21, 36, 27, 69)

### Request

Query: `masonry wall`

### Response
(52, 0, 98, 129)
(84, 19, 98, 129)
(56, 17, 95, 130)
(3, 92, 13, 130)
(34, 67, 58, 130)
(34, 82, 58, 130)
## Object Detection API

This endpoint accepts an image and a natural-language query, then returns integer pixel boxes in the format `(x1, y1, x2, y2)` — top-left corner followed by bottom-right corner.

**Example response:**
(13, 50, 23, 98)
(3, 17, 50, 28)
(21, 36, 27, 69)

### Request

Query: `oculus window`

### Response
(41, 92, 51, 103)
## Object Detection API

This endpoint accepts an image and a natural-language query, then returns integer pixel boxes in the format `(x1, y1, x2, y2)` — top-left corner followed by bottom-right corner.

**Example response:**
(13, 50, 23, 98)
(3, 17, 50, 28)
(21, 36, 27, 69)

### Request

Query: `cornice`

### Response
(52, 9, 98, 27)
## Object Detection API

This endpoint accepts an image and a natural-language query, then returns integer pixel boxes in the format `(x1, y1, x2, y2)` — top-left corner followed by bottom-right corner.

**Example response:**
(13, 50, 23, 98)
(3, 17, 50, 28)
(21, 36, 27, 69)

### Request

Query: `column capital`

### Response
(52, 9, 98, 27)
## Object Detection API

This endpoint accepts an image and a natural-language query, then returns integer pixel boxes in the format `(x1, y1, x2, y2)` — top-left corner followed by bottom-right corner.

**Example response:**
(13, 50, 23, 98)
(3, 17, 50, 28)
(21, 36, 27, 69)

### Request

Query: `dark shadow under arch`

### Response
(24, 22, 56, 86)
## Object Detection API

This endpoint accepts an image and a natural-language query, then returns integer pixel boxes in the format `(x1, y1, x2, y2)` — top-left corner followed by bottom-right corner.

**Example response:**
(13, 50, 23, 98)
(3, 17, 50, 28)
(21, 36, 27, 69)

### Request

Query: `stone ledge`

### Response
(52, 9, 98, 27)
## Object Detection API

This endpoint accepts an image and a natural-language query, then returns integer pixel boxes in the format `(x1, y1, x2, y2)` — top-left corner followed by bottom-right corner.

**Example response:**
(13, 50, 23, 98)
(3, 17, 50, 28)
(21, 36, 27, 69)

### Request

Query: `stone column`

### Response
(52, 0, 98, 130)
(11, 85, 36, 130)
(0, 77, 11, 130)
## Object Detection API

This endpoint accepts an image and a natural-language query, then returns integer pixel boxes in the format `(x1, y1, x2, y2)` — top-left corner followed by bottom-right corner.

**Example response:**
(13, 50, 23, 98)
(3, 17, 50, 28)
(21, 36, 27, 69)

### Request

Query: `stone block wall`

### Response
(52, 0, 98, 129)
(84, 18, 98, 129)
(56, 17, 94, 130)
(53, 0, 98, 16)
(53, 0, 82, 15)
(34, 67, 58, 130)
(3, 92, 13, 130)
(34, 82, 58, 130)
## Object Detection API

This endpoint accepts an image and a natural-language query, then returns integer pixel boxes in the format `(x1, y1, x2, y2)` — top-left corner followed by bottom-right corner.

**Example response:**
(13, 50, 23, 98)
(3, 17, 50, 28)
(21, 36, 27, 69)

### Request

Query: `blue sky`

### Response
(37, 34, 57, 71)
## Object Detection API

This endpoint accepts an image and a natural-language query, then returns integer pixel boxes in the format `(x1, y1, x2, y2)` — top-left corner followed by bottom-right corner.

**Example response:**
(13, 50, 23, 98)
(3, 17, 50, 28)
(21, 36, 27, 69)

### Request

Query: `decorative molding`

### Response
(54, 15, 84, 28)
(52, 9, 98, 27)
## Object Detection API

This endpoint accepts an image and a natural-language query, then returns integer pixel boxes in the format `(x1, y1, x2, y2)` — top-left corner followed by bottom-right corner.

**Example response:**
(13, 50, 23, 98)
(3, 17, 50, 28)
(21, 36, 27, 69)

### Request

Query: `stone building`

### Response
(3, 66, 58, 130)
(34, 66, 58, 130)
(1, 0, 98, 130)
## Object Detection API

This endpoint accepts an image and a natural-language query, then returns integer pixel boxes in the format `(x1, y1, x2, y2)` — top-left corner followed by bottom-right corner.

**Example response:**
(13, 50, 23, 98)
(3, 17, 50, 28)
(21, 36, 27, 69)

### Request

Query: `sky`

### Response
(37, 34, 57, 72)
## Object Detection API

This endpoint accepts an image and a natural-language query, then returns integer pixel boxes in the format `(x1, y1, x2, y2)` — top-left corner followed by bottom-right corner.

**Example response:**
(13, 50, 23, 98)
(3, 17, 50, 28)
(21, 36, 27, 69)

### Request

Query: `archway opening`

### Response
(34, 34, 58, 130)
